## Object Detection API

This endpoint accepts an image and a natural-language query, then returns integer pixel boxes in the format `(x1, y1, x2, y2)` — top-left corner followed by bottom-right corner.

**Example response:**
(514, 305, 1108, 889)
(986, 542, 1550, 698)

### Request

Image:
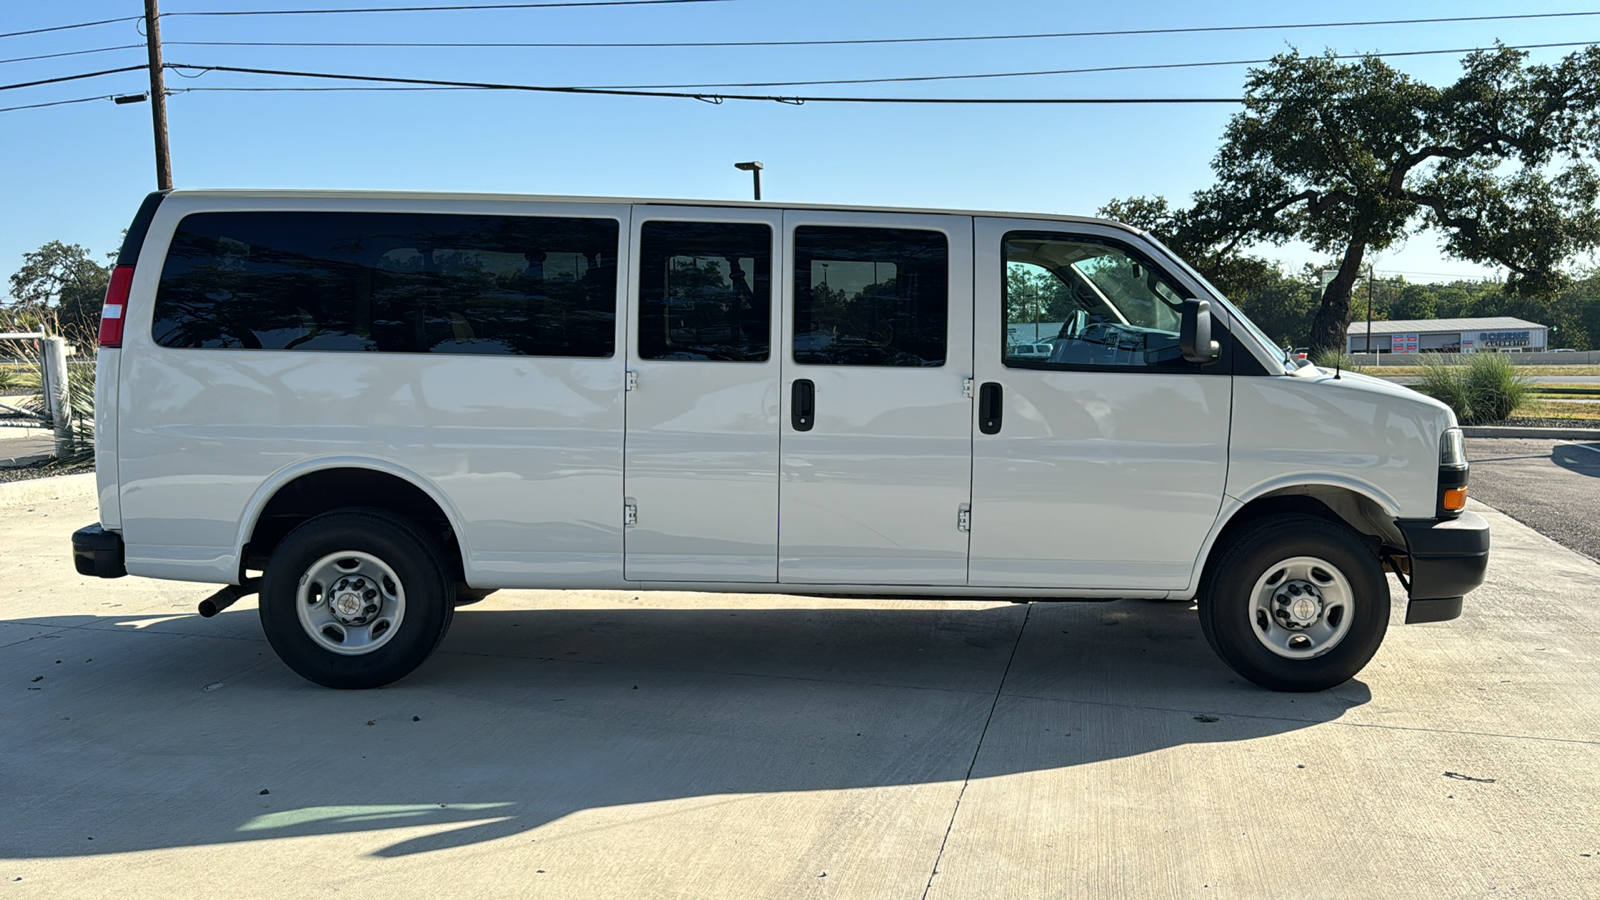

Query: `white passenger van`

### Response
(73, 190, 1488, 692)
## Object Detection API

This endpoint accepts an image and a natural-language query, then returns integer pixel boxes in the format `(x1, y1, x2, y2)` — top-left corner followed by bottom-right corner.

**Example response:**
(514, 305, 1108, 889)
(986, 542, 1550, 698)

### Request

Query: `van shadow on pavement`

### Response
(2, 598, 1371, 859)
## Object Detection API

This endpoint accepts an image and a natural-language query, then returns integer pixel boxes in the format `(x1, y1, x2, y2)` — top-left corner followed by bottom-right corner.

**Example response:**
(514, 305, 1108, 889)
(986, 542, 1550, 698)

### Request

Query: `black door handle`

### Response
(979, 382, 1003, 434)
(792, 379, 815, 431)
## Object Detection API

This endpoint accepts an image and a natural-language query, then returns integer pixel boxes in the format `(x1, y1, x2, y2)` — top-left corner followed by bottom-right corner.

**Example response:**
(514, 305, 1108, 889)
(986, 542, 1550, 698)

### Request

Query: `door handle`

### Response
(792, 379, 815, 431)
(979, 382, 1003, 434)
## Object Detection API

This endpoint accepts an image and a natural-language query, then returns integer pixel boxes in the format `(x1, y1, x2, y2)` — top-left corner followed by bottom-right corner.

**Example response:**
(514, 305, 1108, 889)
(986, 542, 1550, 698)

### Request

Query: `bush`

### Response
(1413, 353, 1533, 424)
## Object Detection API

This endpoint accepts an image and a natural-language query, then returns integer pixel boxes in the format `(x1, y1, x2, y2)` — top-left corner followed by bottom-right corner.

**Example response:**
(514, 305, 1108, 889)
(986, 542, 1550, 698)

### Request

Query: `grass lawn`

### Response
(1516, 399, 1600, 422)
(1361, 364, 1600, 377)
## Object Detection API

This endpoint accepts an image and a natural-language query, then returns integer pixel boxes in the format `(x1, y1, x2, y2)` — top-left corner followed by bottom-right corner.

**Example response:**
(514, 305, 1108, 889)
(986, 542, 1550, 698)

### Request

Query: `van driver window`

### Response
(1003, 232, 1202, 371)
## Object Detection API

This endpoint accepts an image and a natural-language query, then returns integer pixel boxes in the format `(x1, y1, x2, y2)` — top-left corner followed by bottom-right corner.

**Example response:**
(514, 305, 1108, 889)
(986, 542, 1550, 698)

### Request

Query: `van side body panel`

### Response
(116, 195, 633, 587)
(1225, 370, 1450, 523)
(968, 218, 1233, 591)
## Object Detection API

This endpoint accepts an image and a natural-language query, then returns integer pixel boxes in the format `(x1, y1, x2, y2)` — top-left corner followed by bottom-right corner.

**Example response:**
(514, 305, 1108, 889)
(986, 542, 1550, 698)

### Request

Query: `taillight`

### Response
(98, 265, 134, 348)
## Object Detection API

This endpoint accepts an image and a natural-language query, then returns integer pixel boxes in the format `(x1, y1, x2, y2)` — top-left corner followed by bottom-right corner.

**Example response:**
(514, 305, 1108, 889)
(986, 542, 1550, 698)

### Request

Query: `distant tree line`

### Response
(1207, 261, 1600, 351)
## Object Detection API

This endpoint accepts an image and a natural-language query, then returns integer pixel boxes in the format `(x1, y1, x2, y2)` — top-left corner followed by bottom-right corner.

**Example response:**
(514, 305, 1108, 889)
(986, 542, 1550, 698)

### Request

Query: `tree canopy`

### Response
(1105, 45, 1600, 352)
(6, 240, 111, 339)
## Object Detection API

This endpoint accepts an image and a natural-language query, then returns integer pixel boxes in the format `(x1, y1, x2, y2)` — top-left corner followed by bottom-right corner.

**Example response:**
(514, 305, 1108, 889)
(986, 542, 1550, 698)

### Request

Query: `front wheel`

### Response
(259, 509, 454, 689)
(1198, 514, 1390, 692)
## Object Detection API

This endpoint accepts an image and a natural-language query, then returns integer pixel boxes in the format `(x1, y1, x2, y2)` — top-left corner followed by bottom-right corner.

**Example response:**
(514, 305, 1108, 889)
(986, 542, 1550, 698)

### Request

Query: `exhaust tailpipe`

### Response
(199, 577, 261, 618)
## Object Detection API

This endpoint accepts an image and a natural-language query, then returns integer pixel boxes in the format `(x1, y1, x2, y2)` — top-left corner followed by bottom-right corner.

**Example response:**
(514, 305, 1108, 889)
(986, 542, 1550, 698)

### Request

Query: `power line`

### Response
(579, 40, 1600, 90)
(164, 9, 1600, 50)
(0, 17, 141, 41)
(165, 0, 736, 16)
(0, 94, 133, 114)
(0, 46, 145, 67)
(0, 66, 150, 93)
(165, 62, 1244, 103)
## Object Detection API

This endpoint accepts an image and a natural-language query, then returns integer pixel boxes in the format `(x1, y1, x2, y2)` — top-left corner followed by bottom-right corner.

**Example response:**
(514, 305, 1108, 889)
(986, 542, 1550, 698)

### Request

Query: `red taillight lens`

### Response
(98, 265, 134, 348)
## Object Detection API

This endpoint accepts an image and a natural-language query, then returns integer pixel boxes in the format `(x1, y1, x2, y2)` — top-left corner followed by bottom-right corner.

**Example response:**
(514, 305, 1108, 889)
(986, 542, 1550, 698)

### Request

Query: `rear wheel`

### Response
(1198, 514, 1389, 692)
(259, 509, 454, 689)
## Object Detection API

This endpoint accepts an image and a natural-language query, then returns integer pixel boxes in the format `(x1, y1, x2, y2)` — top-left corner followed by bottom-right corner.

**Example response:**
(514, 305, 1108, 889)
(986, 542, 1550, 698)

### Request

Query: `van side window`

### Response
(792, 226, 947, 367)
(638, 221, 771, 361)
(1003, 232, 1202, 371)
(151, 212, 620, 357)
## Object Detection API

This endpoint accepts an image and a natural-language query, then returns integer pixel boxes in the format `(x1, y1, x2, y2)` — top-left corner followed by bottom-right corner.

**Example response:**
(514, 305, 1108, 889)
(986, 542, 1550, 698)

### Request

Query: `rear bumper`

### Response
(1396, 512, 1490, 624)
(72, 523, 127, 579)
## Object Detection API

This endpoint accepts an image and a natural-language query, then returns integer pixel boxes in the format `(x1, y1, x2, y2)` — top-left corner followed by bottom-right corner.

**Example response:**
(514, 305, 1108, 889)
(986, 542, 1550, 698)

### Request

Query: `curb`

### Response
(1462, 426, 1600, 440)
(0, 472, 97, 509)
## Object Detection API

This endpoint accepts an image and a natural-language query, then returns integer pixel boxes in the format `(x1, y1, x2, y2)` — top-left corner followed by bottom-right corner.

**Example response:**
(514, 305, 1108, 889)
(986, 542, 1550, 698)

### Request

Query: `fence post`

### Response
(43, 336, 71, 455)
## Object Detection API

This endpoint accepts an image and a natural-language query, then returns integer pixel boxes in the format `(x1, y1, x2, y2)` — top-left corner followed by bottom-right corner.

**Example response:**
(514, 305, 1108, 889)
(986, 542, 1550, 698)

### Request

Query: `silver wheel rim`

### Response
(295, 550, 406, 656)
(1248, 555, 1354, 660)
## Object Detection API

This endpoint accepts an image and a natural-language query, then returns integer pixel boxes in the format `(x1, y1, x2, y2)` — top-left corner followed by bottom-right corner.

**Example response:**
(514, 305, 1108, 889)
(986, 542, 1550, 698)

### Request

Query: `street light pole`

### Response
(734, 161, 763, 200)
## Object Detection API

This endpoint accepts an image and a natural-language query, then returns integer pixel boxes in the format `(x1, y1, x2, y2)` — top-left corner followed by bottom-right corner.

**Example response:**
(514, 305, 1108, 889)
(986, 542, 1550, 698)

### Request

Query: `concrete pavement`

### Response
(2, 483, 1597, 898)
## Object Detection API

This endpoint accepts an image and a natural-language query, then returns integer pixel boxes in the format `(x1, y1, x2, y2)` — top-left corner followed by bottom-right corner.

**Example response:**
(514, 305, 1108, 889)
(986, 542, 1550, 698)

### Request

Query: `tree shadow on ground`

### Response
(1, 597, 1371, 860)
(1552, 443, 1600, 478)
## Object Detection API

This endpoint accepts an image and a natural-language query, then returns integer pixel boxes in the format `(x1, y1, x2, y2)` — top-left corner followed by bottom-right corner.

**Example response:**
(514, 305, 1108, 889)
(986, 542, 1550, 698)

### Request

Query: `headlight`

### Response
(1439, 428, 1467, 470)
(1437, 428, 1468, 517)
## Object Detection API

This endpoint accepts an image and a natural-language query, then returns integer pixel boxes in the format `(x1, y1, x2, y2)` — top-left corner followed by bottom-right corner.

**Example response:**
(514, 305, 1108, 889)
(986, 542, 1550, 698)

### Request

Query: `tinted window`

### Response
(153, 211, 620, 356)
(638, 221, 771, 361)
(1003, 232, 1201, 371)
(793, 226, 947, 367)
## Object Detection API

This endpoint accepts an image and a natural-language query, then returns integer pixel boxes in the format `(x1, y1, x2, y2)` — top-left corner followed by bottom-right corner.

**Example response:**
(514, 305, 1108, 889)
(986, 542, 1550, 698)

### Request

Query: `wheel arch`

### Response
(235, 458, 469, 583)
(1183, 479, 1404, 600)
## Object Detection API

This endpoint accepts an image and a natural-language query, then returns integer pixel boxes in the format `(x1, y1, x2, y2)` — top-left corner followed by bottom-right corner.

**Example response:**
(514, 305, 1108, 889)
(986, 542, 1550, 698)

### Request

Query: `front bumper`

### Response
(72, 523, 127, 579)
(1395, 512, 1490, 624)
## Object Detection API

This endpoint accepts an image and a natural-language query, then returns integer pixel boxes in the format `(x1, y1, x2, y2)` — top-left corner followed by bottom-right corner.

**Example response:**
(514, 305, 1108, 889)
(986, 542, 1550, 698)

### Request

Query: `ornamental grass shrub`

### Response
(1413, 353, 1533, 425)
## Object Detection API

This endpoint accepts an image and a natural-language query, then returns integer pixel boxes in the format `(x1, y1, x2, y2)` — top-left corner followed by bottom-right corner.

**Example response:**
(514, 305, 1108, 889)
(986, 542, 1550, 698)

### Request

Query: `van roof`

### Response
(162, 189, 1134, 232)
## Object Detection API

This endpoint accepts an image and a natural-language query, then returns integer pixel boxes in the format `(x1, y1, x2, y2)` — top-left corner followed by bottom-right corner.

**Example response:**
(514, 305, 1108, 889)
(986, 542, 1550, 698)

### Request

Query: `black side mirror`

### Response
(1180, 298, 1220, 364)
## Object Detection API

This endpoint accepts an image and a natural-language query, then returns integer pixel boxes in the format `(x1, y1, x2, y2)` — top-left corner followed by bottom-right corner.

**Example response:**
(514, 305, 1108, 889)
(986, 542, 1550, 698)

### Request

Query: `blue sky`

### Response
(3, 0, 1597, 292)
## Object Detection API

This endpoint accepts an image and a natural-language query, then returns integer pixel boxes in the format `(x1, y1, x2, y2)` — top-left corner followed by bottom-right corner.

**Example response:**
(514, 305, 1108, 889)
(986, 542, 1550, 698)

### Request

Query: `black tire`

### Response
(259, 509, 454, 689)
(1198, 514, 1390, 692)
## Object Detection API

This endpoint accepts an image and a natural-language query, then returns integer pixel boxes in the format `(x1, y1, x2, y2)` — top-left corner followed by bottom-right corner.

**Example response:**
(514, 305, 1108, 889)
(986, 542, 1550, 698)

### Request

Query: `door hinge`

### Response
(963, 377, 975, 399)
(957, 506, 971, 532)
(624, 502, 638, 526)
(625, 370, 639, 392)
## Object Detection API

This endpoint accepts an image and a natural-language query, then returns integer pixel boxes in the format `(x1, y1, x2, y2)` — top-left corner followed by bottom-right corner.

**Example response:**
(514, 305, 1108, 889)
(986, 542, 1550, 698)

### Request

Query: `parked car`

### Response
(73, 190, 1489, 692)
(1009, 341, 1056, 360)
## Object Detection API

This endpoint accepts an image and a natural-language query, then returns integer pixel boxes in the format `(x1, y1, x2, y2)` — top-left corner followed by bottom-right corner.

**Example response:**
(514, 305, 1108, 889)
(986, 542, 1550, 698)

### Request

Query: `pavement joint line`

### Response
(0, 627, 71, 651)
(920, 602, 1033, 900)
(435, 645, 1005, 697)
(5, 617, 268, 644)
(999, 691, 1600, 747)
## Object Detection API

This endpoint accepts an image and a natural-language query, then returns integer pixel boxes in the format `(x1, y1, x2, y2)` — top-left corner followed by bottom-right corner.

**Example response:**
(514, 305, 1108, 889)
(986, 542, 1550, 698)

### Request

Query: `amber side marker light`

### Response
(1442, 486, 1468, 513)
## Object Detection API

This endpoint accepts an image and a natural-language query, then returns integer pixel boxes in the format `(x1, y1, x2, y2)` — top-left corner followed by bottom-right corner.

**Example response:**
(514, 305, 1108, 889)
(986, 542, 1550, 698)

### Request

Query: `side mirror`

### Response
(1180, 298, 1220, 364)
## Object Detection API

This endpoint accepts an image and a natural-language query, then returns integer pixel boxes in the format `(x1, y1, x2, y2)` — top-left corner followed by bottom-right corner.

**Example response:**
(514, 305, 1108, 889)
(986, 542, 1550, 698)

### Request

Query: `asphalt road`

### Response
(4, 476, 1599, 899)
(1467, 438, 1600, 563)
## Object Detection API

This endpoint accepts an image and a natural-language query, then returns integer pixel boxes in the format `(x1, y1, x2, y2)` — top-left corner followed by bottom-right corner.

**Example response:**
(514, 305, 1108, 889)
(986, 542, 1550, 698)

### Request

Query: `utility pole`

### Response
(144, 0, 172, 190)
(1366, 264, 1375, 354)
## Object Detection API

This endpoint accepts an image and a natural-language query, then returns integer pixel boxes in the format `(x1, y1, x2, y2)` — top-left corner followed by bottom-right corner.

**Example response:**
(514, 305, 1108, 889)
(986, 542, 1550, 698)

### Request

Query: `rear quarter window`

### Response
(151, 211, 620, 357)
